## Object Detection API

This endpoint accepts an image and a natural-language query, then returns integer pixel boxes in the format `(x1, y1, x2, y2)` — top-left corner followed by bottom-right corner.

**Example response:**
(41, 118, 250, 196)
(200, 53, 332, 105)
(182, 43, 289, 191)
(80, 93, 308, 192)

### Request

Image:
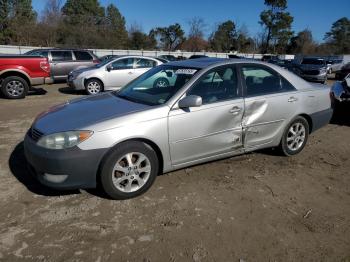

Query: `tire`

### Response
(100, 141, 159, 200)
(153, 77, 169, 88)
(279, 116, 309, 156)
(85, 79, 103, 95)
(0, 76, 28, 99)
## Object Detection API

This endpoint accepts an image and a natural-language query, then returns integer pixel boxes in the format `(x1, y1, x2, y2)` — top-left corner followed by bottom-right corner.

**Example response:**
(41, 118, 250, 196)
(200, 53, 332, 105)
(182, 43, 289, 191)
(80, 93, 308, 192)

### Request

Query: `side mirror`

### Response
(178, 95, 202, 108)
(106, 65, 113, 72)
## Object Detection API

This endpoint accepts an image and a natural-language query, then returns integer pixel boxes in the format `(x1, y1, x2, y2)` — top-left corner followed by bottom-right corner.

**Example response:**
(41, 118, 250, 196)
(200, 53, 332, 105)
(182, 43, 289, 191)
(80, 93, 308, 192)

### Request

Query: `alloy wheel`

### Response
(286, 122, 306, 151)
(111, 152, 151, 193)
(87, 81, 101, 94)
(6, 81, 24, 97)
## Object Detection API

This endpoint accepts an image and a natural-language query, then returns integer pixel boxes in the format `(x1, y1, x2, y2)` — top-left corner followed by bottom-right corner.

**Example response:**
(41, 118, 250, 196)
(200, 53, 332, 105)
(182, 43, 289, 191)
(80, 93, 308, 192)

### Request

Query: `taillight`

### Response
(40, 61, 50, 73)
(93, 59, 100, 64)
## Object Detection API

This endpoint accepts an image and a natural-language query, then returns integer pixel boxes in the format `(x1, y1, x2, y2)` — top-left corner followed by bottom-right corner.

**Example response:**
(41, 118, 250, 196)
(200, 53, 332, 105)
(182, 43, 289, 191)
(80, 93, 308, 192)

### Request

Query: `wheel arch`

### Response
(0, 70, 31, 87)
(84, 77, 105, 90)
(96, 137, 164, 185)
(298, 113, 313, 133)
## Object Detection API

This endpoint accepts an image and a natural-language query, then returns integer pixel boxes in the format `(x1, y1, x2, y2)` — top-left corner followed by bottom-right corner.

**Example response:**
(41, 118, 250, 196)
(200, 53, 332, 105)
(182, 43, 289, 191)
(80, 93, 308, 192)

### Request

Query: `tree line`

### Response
(0, 0, 349, 55)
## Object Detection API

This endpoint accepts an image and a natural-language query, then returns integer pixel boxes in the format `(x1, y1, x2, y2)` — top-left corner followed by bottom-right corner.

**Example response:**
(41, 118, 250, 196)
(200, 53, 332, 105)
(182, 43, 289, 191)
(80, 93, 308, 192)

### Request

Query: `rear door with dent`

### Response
(239, 64, 300, 149)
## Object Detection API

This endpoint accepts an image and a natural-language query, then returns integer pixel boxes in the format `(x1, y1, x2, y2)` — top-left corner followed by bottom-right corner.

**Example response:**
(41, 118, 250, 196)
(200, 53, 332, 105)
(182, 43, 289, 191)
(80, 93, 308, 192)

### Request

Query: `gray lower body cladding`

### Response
(310, 108, 333, 133)
(24, 133, 107, 189)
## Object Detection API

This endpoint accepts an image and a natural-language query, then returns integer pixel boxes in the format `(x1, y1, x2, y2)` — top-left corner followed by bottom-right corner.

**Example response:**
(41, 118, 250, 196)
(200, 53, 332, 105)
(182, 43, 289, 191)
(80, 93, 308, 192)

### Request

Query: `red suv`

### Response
(0, 55, 52, 99)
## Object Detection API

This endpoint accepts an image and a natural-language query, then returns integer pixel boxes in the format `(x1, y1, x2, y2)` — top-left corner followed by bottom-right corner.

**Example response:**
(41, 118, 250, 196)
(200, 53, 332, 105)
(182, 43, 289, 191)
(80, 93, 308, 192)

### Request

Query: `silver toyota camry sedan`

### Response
(24, 58, 333, 200)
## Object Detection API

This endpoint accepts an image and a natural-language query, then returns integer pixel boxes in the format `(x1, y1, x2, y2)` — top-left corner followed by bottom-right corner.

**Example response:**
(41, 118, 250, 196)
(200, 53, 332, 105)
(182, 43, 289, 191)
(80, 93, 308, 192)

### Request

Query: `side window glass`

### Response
(242, 65, 292, 96)
(111, 58, 134, 70)
(74, 51, 93, 61)
(51, 51, 73, 62)
(135, 59, 157, 69)
(188, 66, 239, 104)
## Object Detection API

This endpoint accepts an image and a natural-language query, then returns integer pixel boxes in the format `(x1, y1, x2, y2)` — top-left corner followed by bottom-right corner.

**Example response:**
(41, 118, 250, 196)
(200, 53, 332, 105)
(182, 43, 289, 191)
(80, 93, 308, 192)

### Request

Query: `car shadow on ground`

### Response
(58, 87, 85, 95)
(331, 102, 350, 127)
(28, 87, 47, 96)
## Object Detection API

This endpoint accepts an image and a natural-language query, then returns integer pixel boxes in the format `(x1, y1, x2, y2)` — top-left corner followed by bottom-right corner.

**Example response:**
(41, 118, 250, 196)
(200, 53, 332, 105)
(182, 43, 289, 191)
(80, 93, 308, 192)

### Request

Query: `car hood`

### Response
(33, 92, 151, 134)
(72, 66, 97, 75)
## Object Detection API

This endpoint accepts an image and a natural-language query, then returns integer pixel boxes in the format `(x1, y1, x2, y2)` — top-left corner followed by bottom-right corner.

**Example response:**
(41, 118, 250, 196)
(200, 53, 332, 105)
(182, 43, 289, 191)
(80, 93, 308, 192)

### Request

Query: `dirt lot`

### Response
(0, 82, 349, 262)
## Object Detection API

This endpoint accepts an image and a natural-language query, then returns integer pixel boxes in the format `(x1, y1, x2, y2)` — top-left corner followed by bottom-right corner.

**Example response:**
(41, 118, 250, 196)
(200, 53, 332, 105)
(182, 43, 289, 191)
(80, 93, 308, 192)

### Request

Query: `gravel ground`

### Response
(0, 82, 349, 262)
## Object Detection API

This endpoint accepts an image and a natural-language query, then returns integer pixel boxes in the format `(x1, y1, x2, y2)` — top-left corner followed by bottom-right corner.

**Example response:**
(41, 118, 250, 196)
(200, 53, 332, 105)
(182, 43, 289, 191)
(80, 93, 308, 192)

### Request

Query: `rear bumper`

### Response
(310, 108, 333, 133)
(24, 133, 107, 189)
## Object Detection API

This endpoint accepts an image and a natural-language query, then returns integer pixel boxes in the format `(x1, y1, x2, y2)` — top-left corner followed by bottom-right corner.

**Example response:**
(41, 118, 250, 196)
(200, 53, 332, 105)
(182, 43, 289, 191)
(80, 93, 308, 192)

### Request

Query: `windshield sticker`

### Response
(175, 69, 197, 75)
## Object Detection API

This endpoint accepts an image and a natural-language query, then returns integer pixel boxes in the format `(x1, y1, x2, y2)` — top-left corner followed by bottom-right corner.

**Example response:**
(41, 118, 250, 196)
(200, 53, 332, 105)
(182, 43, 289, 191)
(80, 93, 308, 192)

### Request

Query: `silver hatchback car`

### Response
(67, 56, 163, 95)
(25, 58, 333, 199)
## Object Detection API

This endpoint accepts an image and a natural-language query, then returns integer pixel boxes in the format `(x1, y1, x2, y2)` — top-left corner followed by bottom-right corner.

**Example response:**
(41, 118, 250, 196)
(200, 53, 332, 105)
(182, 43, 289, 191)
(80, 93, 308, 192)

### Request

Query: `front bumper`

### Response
(331, 82, 350, 102)
(24, 133, 107, 189)
(67, 77, 85, 90)
(301, 73, 327, 82)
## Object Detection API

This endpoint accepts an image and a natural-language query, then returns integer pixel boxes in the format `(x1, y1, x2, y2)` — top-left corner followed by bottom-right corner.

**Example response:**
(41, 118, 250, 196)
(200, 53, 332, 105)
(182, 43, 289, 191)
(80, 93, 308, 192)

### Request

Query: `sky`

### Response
(32, 0, 350, 42)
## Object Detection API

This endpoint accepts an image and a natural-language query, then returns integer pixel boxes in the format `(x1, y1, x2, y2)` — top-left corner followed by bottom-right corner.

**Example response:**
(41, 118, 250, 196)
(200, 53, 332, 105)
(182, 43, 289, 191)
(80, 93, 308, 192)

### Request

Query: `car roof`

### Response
(166, 57, 273, 69)
(167, 57, 227, 68)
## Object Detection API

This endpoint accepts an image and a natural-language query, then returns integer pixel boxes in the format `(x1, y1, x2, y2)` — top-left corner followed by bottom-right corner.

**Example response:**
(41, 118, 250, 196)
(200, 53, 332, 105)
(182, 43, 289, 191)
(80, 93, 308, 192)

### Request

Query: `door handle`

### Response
(229, 106, 242, 114)
(288, 96, 298, 103)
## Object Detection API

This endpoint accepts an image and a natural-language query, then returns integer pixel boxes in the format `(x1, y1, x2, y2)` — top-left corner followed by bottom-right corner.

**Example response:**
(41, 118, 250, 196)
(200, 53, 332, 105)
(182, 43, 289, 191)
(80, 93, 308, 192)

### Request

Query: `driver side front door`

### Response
(168, 65, 244, 166)
(104, 58, 135, 89)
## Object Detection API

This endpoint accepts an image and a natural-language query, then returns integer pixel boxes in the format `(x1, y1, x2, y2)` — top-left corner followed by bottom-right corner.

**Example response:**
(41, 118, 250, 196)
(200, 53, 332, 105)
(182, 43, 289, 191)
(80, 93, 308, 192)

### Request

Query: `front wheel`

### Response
(279, 116, 309, 156)
(153, 77, 169, 88)
(1, 76, 29, 99)
(85, 79, 103, 95)
(100, 141, 159, 200)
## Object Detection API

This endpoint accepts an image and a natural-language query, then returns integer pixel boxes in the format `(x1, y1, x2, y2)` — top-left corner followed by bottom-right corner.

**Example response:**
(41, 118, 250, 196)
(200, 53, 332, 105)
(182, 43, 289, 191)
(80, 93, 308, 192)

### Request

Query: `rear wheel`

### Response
(85, 79, 103, 95)
(0, 76, 28, 99)
(279, 116, 309, 156)
(100, 141, 159, 200)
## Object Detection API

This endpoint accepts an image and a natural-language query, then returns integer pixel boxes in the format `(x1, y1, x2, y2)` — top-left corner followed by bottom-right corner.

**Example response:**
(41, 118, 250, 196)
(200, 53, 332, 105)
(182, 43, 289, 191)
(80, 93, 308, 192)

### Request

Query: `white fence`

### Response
(0, 45, 296, 60)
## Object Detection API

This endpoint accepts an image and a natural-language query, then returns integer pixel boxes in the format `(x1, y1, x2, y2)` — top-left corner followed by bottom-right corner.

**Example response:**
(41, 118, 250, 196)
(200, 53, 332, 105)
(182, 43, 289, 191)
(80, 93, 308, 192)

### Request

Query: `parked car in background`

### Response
(329, 56, 350, 74)
(335, 63, 350, 80)
(25, 49, 99, 81)
(159, 55, 177, 61)
(331, 73, 350, 104)
(261, 55, 278, 62)
(189, 55, 208, 59)
(267, 58, 292, 69)
(0, 55, 52, 99)
(99, 55, 119, 62)
(68, 56, 163, 95)
(154, 57, 169, 63)
(294, 57, 328, 83)
(228, 54, 244, 59)
(25, 58, 332, 199)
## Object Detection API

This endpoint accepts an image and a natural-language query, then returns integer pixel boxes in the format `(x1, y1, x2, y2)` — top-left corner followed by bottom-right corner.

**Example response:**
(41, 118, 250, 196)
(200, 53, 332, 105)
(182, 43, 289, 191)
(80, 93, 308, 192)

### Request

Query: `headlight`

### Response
(37, 131, 93, 150)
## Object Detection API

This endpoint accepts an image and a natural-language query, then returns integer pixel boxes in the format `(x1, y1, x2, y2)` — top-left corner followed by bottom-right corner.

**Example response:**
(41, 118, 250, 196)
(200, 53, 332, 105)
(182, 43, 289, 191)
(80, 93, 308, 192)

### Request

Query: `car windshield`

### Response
(114, 65, 199, 106)
(302, 58, 325, 65)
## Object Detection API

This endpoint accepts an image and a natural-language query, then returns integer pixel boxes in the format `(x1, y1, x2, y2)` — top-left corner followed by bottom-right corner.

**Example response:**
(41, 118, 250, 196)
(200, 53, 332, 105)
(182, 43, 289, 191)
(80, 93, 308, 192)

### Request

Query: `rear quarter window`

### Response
(74, 51, 93, 61)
